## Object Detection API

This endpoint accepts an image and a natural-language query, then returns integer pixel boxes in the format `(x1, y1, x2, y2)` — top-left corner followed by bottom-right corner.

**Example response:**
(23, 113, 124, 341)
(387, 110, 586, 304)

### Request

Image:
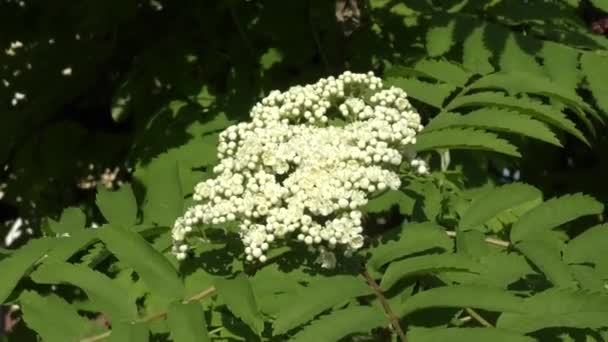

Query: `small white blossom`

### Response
(62, 67, 72, 76)
(171, 71, 427, 265)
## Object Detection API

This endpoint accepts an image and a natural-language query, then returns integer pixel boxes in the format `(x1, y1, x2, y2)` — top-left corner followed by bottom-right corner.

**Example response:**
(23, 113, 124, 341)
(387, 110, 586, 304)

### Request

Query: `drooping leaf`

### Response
(30, 262, 137, 322)
(413, 59, 472, 86)
(167, 301, 210, 342)
(216, 273, 264, 335)
(43, 230, 98, 264)
(541, 42, 580, 91)
(563, 224, 608, 273)
(290, 305, 386, 342)
(424, 109, 561, 146)
(581, 52, 608, 117)
(381, 253, 480, 290)
(416, 128, 521, 157)
(462, 25, 495, 74)
(459, 183, 542, 230)
(273, 275, 371, 334)
(139, 157, 184, 226)
(426, 21, 456, 57)
(445, 91, 587, 144)
(96, 184, 138, 226)
(98, 224, 184, 300)
(510, 193, 604, 242)
(0, 237, 55, 304)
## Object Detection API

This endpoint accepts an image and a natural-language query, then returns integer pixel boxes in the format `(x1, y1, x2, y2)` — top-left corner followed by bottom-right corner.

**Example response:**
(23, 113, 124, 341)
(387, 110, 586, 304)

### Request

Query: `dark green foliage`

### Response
(2, 0, 608, 341)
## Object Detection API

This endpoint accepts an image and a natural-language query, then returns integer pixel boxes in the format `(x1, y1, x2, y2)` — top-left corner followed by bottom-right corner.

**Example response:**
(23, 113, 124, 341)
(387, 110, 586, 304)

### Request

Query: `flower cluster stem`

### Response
(362, 267, 407, 342)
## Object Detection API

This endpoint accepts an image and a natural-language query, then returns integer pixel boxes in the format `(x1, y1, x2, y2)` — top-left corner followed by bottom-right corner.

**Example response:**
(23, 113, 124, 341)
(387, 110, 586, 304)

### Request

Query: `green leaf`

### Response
(386, 77, 455, 108)
(581, 52, 608, 116)
(367, 222, 453, 273)
(96, 184, 138, 226)
(541, 42, 580, 90)
(260, 48, 283, 70)
(510, 193, 604, 242)
(408, 327, 535, 342)
(167, 302, 210, 342)
(273, 275, 371, 334)
(499, 34, 544, 76)
(563, 224, 608, 273)
(216, 273, 264, 335)
(462, 25, 494, 74)
(469, 71, 595, 116)
(381, 253, 480, 290)
(0, 238, 54, 304)
(140, 157, 184, 226)
(396, 285, 525, 317)
(416, 128, 521, 157)
(424, 109, 561, 146)
(20, 291, 96, 342)
(108, 322, 149, 342)
(98, 224, 184, 300)
(516, 240, 577, 288)
(445, 91, 587, 144)
(43, 230, 97, 264)
(48, 207, 86, 235)
(413, 59, 472, 86)
(290, 305, 386, 342)
(426, 21, 456, 57)
(30, 262, 137, 322)
(361, 190, 415, 215)
(589, 0, 608, 11)
(459, 183, 542, 230)
(498, 311, 608, 333)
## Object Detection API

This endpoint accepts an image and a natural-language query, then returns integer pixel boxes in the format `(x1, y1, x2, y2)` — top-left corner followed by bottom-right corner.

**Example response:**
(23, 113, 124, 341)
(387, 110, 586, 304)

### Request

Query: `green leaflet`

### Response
(386, 77, 456, 108)
(48, 207, 86, 235)
(272, 275, 371, 335)
(416, 128, 521, 157)
(510, 193, 604, 242)
(426, 20, 456, 57)
(459, 182, 542, 231)
(445, 91, 587, 144)
(413, 59, 472, 86)
(563, 224, 608, 273)
(30, 262, 137, 322)
(589, 0, 608, 12)
(580, 52, 608, 117)
(498, 311, 608, 334)
(360, 189, 415, 216)
(541, 42, 580, 91)
(516, 240, 577, 288)
(96, 184, 138, 226)
(462, 25, 494, 74)
(138, 156, 184, 227)
(381, 253, 480, 290)
(98, 224, 185, 300)
(290, 305, 386, 342)
(396, 285, 526, 317)
(424, 109, 561, 146)
(408, 327, 535, 342)
(108, 322, 149, 342)
(0, 237, 55, 304)
(43, 230, 98, 264)
(20, 291, 98, 342)
(367, 222, 453, 274)
(216, 273, 264, 335)
(469, 71, 596, 117)
(499, 33, 544, 76)
(167, 302, 210, 342)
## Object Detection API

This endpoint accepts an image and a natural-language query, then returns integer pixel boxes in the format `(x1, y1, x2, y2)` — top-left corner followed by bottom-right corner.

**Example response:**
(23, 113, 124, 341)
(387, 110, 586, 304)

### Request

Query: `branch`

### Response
(80, 286, 216, 342)
(464, 308, 493, 327)
(361, 267, 407, 342)
(445, 231, 510, 248)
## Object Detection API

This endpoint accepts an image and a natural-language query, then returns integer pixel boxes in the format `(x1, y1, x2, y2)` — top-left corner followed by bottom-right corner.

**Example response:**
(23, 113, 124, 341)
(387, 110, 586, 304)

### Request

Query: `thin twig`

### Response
(445, 231, 510, 248)
(80, 286, 217, 342)
(361, 267, 407, 342)
(464, 308, 493, 327)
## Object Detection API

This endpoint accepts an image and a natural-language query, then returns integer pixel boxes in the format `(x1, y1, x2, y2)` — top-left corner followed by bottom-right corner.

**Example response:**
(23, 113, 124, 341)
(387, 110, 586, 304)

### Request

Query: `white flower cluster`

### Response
(5, 41, 23, 56)
(171, 71, 427, 264)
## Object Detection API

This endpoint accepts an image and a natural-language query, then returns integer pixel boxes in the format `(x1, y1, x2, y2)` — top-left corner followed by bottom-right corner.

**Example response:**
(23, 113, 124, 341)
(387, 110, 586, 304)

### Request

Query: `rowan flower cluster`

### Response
(171, 71, 427, 265)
